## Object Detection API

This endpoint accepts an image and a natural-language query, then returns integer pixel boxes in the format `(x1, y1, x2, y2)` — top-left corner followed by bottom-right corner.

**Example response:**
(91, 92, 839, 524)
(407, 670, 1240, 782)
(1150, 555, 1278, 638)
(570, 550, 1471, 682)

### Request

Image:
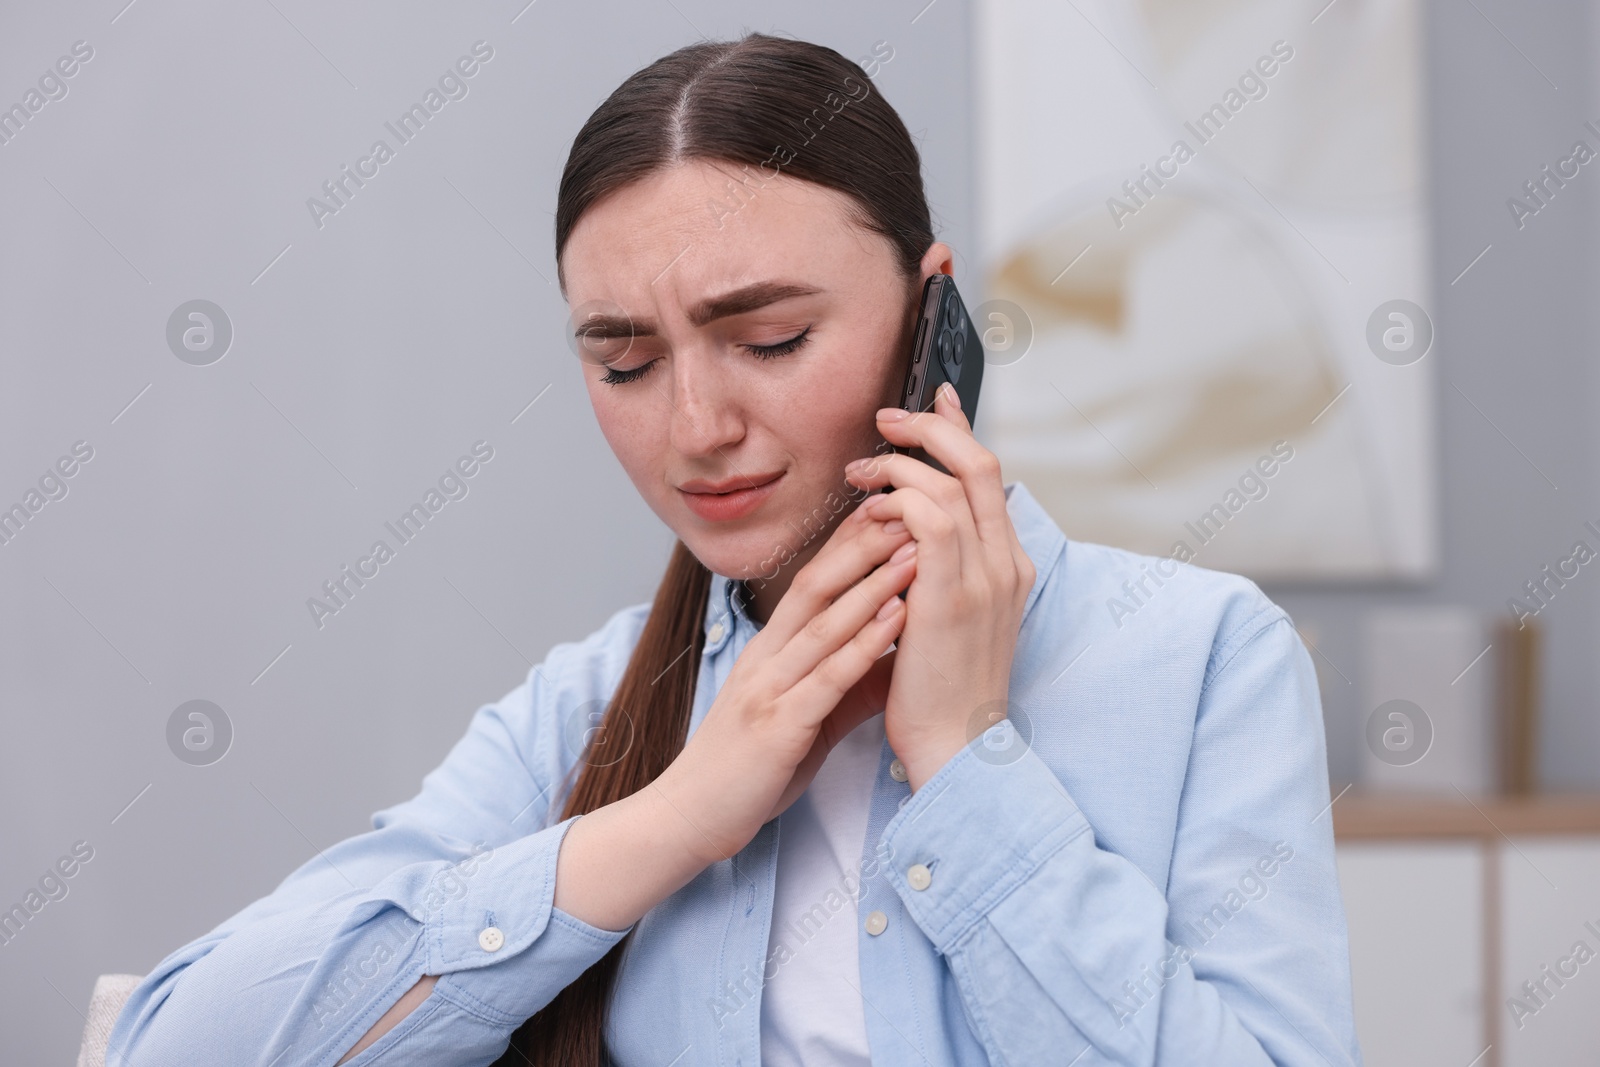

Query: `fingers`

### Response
(854, 486, 962, 594)
(767, 537, 916, 697)
(761, 503, 909, 647)
(846, 448, 974, 530)
(934, 375, 973, 431)
(783, 586, 906, 725)
(864, 383, 1013, 547)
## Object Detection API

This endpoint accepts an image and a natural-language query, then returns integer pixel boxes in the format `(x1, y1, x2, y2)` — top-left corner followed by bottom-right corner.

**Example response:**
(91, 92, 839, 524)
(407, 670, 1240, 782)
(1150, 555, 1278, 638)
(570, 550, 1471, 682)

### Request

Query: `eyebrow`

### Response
(572, 281, 823, 340)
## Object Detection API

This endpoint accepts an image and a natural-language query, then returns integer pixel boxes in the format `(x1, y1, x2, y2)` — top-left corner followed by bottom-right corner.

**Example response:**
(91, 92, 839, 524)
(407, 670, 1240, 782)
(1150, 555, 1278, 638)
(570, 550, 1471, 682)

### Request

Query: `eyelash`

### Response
(599, 327, 812, 386)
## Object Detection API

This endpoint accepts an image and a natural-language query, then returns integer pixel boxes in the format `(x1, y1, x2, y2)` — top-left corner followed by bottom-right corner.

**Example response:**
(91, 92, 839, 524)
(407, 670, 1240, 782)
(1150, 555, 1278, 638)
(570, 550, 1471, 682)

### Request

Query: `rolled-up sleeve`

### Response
(878, 611, 1361, 1066)
(108, 635, 638, 1067)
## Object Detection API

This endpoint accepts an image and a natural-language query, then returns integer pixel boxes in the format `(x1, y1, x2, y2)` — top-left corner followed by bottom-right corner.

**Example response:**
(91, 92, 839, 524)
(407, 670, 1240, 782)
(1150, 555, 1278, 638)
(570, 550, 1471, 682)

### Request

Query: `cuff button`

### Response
(478, 926, 505, 952)
(907, 863, 932, 891)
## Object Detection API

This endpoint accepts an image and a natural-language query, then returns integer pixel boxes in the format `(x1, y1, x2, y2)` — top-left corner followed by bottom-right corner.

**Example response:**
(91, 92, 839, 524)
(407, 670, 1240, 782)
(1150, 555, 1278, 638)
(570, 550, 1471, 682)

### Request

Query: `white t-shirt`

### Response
(758, 711, 886, 1066)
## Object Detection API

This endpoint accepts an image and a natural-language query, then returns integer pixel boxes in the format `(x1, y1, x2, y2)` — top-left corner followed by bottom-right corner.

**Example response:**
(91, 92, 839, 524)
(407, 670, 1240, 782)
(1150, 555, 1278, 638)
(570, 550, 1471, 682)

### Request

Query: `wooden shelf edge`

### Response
(1332, 792, 1600, 840)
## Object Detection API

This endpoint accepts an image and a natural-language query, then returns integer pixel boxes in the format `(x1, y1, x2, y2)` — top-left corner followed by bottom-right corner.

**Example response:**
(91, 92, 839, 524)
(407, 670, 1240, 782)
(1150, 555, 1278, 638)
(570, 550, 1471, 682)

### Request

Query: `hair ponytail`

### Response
(498, 541, 709, 1065)
(497, 28, 934, 1065)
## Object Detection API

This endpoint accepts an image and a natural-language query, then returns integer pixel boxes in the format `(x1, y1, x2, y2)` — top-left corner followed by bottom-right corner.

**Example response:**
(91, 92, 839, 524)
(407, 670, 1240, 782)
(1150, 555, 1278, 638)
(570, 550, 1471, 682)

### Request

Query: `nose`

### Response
(667, 344, 746, 460)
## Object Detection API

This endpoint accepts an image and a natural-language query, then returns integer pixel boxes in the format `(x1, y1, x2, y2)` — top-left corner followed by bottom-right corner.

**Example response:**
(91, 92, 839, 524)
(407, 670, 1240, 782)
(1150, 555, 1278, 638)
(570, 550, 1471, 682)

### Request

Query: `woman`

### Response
(110, 32, 1360, 1067)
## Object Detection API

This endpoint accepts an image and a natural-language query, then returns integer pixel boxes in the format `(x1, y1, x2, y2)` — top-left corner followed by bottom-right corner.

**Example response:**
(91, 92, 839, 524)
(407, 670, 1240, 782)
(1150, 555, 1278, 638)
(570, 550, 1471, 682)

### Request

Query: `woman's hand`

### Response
(654, 504, 915, 868)
(843, 382, 1036, 791)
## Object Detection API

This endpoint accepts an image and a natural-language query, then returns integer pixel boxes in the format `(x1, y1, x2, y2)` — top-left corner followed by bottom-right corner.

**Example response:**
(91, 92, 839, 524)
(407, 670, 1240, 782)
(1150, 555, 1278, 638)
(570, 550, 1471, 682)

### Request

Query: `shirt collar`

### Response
(699, 480, 1066, 655)
(700, 571, 750, 657)
(1003, 480, 1068, 624)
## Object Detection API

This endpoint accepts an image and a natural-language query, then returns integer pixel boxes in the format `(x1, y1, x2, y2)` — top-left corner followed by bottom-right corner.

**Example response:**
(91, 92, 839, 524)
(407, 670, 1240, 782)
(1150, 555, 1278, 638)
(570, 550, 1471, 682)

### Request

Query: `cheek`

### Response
(805, 325, 904, 430)
(589, 387, 661, 476)
(756, 365, 879, 453)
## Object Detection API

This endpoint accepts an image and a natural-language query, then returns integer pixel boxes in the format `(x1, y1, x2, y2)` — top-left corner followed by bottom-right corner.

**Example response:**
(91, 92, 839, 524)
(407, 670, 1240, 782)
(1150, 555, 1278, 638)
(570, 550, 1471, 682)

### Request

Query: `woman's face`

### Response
(562, 159, 952, 605)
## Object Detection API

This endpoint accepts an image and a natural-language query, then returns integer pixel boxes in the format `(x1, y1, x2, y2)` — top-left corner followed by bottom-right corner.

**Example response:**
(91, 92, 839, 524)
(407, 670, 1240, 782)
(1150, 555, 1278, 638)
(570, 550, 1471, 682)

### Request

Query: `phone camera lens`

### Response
(944, 301, 960, 330)
(937, 329, 953, 368)
(952, 331, 965, 366)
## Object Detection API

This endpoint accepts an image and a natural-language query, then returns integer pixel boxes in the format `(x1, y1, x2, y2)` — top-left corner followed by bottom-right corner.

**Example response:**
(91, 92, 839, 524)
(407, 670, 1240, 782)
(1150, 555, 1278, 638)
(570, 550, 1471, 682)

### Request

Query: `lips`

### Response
(677, 471, 784, 522)
(678, 471, 784, 495)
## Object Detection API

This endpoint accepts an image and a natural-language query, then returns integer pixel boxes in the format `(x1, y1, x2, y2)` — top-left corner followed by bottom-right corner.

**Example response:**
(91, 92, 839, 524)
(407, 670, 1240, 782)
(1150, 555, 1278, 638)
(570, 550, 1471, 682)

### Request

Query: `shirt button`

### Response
(864, 910, 888, 936)
(907, 863, 932, 891)
(478, 926, 505, 952)
(707, 621, 725, 644)
(889, 759, 908, 782)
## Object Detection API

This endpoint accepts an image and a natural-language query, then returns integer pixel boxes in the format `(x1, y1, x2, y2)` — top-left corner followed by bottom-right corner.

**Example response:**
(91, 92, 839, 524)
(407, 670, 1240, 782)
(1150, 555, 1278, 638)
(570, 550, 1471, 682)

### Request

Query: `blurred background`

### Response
(0, 0, 1595, 1063)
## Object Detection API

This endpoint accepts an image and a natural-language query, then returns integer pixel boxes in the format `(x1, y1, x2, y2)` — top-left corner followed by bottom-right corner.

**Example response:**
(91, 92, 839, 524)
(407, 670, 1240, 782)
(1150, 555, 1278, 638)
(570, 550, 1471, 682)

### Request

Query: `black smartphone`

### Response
(880, 275, 985, 604)
(891, 273, 984, 475)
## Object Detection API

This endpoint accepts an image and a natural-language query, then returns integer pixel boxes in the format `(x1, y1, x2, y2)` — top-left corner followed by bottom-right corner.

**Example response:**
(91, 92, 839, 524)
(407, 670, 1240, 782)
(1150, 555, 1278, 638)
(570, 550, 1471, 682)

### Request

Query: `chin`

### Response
(695, 506, 860, 586)
(674, 523, 787, 584)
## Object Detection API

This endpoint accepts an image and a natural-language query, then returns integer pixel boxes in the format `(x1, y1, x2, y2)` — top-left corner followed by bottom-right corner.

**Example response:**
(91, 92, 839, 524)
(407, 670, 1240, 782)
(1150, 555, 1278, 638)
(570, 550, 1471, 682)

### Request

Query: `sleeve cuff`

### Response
(423, 814, 634, 1021)
(880, 740, 1092, 953)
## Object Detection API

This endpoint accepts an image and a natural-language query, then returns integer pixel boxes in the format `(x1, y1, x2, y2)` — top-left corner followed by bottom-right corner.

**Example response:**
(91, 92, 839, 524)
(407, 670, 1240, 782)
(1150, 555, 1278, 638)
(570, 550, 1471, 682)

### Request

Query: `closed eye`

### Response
(744, 326, 811, 359)
(599, 360, 657, 385)
(599, 327, 813, 386)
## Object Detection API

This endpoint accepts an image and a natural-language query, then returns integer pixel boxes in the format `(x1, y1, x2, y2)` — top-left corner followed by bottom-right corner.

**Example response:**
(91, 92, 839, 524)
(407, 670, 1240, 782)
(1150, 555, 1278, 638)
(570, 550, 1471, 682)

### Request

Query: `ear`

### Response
(918, 241, 955, 283)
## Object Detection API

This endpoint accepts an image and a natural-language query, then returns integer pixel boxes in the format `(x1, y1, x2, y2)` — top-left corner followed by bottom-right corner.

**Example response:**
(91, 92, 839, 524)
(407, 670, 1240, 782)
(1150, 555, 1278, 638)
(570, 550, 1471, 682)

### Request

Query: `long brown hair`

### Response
(498, 31, 934, 1065)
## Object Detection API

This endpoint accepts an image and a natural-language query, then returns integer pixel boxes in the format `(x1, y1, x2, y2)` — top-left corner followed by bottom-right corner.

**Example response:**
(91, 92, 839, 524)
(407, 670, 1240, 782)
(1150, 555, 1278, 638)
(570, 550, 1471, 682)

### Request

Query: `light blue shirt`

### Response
(110, 481, 1362, 1066)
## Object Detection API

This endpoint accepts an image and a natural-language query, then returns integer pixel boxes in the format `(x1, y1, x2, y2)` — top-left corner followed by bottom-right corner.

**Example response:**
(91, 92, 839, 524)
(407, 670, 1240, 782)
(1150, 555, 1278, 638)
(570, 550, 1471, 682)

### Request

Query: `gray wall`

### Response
(2, 0, 1595, 1063)
(0, 2, 972, 1062)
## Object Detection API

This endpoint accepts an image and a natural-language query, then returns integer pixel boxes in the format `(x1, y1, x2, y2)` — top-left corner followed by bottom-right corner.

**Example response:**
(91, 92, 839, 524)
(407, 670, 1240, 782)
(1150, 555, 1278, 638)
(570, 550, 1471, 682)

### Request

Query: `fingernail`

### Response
(882, 519, 906, 535)
(889, 540, 917, 564)
(876, 595, 903, 620)
(877, 407, 909, 422)
(942, 382, 961, 409)
(845, 458, 866, 473)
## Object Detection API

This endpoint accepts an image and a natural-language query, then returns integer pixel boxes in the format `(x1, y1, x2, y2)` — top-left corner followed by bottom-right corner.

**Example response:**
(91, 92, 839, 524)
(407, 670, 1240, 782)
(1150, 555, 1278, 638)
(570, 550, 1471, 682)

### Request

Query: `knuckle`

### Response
(791, 567, 824, 601)
(897, 486, 929, 512)
(802, 609, 833, 645)
(814, 654, 852, 694)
